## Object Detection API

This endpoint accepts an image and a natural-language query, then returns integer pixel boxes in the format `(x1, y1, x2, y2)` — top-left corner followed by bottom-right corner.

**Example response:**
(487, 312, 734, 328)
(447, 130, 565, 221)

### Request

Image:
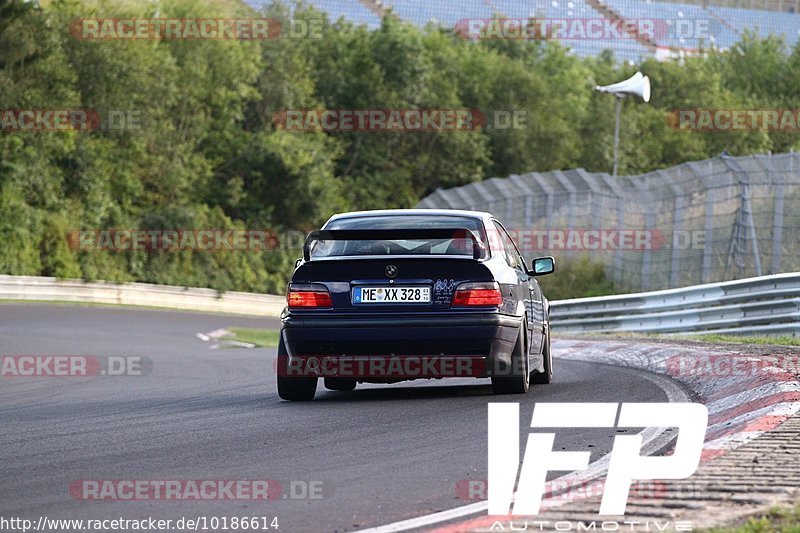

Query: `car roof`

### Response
(325, 209, 491, 226)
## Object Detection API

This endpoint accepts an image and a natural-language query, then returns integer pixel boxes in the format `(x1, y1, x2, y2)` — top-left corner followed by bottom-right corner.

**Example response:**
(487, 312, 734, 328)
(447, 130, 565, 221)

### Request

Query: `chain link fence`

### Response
(672, 0, 800, 11)
(417, 153, 800, 292)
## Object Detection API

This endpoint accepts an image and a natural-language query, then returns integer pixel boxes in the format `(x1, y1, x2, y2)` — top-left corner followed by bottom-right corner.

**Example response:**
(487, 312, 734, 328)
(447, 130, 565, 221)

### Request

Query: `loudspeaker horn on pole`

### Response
(594, 71, 651, 102)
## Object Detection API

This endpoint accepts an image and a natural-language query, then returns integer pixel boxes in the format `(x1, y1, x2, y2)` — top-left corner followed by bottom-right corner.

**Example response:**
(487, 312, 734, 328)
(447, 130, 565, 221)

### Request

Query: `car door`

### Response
(492, 220, 544, 356)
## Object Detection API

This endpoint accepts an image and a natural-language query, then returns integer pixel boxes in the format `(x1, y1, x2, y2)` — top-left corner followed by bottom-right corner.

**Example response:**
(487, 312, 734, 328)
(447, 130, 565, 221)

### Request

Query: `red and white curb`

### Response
(558, 340, 800, 461)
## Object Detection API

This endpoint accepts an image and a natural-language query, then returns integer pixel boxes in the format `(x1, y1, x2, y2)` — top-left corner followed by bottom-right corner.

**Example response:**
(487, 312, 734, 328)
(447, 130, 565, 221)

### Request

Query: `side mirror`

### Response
(294, 258, 303, 269)
(529, 256, 555, 276)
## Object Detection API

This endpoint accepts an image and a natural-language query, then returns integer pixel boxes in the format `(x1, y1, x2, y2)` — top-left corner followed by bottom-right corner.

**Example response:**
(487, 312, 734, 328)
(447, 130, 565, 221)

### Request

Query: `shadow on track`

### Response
(311, 382, 496, 403)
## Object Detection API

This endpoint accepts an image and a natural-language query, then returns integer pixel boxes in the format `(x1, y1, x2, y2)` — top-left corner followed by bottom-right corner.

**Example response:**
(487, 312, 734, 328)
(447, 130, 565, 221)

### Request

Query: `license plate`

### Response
(353, 286, 431, 304)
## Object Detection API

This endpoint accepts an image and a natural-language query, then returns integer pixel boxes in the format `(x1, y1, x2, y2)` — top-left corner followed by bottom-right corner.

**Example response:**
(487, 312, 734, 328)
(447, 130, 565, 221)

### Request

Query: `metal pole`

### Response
(742, 183, 762, 276)
(771, 181, 784, 274)
(613, 96, 623, 177)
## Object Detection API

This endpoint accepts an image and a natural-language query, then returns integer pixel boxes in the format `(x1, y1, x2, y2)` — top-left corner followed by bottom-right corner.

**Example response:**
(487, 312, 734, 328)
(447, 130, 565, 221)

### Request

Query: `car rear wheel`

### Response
(324, 378, 357, 391)
(276, 335, 317, 401)
(531, 323, 552, 385)
(278, 375, 317, 401)
(491, 324, 530, 394)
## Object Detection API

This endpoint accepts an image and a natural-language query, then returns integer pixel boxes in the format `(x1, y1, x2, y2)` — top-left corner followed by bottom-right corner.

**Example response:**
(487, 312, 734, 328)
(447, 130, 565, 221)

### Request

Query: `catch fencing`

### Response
(417, 153, 800, 293)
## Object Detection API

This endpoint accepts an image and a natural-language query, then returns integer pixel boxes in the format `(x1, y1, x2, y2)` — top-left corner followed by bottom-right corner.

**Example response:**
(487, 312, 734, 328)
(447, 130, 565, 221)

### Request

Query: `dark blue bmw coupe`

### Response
(276, 209, 555, 400)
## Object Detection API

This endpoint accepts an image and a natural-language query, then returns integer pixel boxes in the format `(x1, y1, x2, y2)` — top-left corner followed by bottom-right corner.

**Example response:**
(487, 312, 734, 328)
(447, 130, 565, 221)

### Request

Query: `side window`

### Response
(504, 229, 526, 271)
(492, 221, 523, 270)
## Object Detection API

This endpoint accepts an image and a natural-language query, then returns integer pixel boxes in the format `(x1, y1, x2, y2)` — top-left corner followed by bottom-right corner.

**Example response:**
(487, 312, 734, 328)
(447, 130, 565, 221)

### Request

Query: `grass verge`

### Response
(225, 327, 280, 347)
(565, 331, 800, 347)
(684, 334, 800, 346)
(706, 505, 800, 532)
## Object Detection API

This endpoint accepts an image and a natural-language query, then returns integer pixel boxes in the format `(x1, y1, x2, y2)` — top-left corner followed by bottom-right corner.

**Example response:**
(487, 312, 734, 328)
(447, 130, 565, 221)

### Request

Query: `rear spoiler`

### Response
(302, 228, 485, 261)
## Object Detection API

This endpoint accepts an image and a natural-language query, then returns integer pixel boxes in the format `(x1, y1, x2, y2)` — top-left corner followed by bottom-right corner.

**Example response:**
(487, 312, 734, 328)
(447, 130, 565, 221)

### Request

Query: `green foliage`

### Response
(1, 0, 798, 295)
(537, 256, 617, 300)
(0, 184, 43, 274)
(705, 505, 800, 533)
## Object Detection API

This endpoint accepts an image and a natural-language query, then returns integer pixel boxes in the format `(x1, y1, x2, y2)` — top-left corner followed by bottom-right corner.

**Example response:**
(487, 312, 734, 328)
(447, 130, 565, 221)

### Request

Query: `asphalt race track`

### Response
(0, 304, 677, 532)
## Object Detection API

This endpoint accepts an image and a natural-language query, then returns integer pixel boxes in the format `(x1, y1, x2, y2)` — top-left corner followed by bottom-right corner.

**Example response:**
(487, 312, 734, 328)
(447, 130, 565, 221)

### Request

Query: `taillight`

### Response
(452, 282, 503, 306)
(287, 285, 332, 308)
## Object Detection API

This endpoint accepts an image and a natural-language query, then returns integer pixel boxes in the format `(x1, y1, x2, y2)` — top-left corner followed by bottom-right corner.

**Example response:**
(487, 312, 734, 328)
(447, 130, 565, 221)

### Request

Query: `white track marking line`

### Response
(197, 328, 257, 349)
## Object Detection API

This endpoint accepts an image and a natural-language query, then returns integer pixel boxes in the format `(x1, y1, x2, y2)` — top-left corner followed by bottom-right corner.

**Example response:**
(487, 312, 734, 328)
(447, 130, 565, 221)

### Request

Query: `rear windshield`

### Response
(311, 215, 487, 258)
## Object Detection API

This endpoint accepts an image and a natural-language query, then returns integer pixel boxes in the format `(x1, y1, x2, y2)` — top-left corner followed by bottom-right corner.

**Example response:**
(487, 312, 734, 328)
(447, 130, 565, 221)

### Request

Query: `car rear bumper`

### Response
(279, 312, 521, 379)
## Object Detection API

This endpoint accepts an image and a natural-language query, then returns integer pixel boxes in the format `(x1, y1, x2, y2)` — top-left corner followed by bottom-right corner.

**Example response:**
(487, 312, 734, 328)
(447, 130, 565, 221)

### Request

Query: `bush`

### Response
(538, 256, 616, 301)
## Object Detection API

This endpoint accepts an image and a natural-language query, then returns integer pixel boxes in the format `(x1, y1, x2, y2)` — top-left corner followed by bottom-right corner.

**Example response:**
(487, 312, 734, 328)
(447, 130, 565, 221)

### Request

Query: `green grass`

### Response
(684, 334, 800, 346)
(225, 327, 280, 347)
(706, 505, 800, 532)
(568, 331, 800, 347)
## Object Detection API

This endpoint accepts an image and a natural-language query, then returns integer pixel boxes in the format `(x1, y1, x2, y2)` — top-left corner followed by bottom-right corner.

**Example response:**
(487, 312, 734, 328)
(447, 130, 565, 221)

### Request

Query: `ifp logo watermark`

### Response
(488, 402, 708, 516)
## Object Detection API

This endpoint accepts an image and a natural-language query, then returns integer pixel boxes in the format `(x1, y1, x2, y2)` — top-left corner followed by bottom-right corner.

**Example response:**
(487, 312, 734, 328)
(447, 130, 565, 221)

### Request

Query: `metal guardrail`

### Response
(2, 273, 799, 335)
(0, 275, 285, 317)
(550, 272, 800, 336)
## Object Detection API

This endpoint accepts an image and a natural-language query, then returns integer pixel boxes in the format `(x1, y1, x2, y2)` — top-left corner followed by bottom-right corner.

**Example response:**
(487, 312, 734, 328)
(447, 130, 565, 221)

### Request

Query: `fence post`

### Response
(614, 195, 625, 285)
(702, 189, 715, 284)
(771, 176, 784, 275)
(671, 195, 685, 287)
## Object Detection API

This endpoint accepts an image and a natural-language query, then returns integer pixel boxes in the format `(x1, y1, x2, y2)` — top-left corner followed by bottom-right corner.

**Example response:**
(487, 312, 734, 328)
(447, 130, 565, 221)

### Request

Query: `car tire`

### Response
(531, 323, 553, 385)
(491, 324, 530, 394)
(324, 378, 357, 391)
(276, 335, 317, 401)
(278, 375, 317, 401)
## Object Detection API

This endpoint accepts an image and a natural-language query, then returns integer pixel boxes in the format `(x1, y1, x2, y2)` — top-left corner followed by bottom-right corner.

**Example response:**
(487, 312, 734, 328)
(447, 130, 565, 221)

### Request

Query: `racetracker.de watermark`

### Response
(274, 109, 483, 132)
(668, 109, 800, 131)
(68, 18, 324, 40)
(68, 479, 327, 501)
(0, 109, 141, 132)
(277, 355, 488, 378)
(70, 229, 306, 252)
(455, 17, 715, 41)
(498, 229, 705, 252)
(666, 354, 800, 378)
(1, 355, 151, 377)
(456, 478, 709, 503)
(272, 109, 528, 132)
